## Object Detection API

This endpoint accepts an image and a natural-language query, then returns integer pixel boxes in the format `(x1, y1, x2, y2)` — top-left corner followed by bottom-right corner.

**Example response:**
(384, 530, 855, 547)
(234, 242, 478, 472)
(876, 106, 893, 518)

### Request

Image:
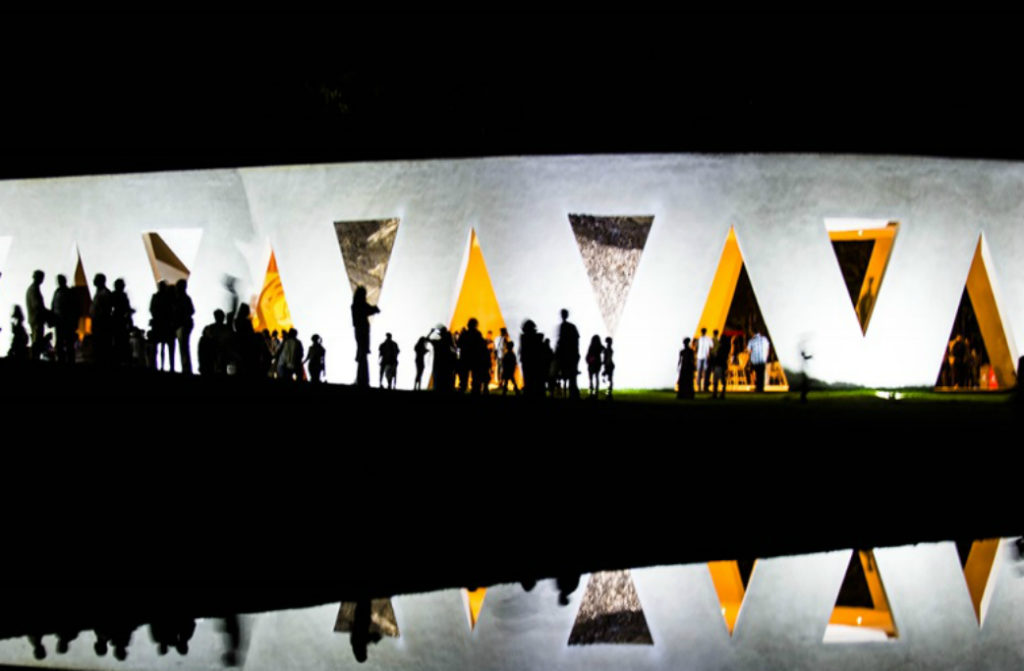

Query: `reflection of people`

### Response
(747, 331, 770, 392)
(351, 286, 379, 387)
(677, 337, 694, 399)
(858, 276, 875, 326)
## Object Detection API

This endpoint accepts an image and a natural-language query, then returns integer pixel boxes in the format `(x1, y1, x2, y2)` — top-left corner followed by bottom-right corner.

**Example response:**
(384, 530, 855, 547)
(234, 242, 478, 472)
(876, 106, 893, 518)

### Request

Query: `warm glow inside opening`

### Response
(251, 250, 294, 334)
(936, 236, 1016, 390)
(693, 228, 788, 391)
(960, 538, 1000, 626)
(449, 230, 522, 388)
(707, 560, 755, 635)
(73, 250, 92, 340)
(827, 221, 899, 334)
(824, 550, 898, 642)
(463, 587, 487, 630)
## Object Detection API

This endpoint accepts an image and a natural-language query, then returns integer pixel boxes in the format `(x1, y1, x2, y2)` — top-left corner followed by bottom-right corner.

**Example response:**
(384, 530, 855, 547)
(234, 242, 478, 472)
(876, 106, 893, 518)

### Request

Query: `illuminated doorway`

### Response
(568, 214, 654, 335)
(825, 219, 899, 334)
(956, 538, 1001, 627)
(449, 229, 521, 388)
(707, 559, 756, 636)
(694, 228, 788, 391)
(567, 570, 653, 645)
(936, 235, 1016, 390)
(823, 550, 898, 643)
(250, 250, 294, 334)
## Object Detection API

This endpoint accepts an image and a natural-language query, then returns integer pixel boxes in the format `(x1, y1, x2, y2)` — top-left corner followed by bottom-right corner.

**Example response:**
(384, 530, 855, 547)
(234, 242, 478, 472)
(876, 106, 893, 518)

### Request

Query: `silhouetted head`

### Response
(385, 332, 393, 341)
(560, 308, 569, 321)
(590, 335, 601, 347)
(701, 327, 707, 335)
(500, 327, 508, 337)
(467, 318, 478, 330)
(236, 303, 251, 319)
(353, 286, 367, 303)
(176, 278, 188, 292)
(56, 274, 67, 288)
(507, 341, 515, 352)
(684, 337, 691, 347)
(12, 305, 23, 321)
(214, 309, 225, 323)
(312, 334, 321, 343)
(605, 337, 612, 346)
(32, 269, 44, 284)
(289, 328, 298, 338)
(521, 319, 536, 334)
(114, 278, 125, 292)
(713, 329, 719, 337)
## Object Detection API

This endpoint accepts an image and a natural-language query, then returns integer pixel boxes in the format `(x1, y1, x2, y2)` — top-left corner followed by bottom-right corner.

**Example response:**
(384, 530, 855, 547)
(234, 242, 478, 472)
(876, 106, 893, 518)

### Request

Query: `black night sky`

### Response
(1, 11, 1021, 179)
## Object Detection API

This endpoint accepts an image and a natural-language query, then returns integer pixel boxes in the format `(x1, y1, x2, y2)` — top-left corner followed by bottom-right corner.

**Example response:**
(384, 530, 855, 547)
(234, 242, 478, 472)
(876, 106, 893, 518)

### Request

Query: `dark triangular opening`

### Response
(736, 558, 756, 590)
(832, 239, 875, 311)
(724, 265, 781, 368)
(955, 539, 974, 569)
(936, 288, 991, 389)
(835, 551, 876, 609)
(567, 570, 653, 646)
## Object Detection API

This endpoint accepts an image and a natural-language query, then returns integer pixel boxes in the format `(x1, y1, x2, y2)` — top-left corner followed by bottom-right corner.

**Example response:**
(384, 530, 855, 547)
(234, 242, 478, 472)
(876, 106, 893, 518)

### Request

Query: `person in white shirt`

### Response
(747, 331, 771, 392)
(695, 327, 714, 392)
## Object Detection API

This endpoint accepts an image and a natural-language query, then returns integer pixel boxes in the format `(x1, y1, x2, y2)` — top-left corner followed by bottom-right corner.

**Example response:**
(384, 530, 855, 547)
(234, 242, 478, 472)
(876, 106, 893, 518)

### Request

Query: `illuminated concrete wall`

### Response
(0, 541, 1021, 671)
(1, 155, 1021, 388)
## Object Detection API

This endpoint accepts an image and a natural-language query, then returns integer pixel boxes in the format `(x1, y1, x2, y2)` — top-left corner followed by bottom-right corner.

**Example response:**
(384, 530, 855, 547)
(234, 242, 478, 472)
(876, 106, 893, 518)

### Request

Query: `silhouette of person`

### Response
(518, 319, 544, 398)
(7, 306, 28, 360)
(555, 309, 580, 399)
(501, 341, 519, 395)
(351, 286, 379, 387)
(277, 329, 304, 381)
(350, 598, 381, 663)
(494, 327, 509, 386)
(428, 324, 456, 392)
(25, 269, 48, 360)
(710, 334, 731, 399)
(174, 279, 195, 375)
(91, 273, 114, 365)
(150, 281, 175, 371)
(585, 335, 604, 397)
(51, 274, 77, 364)
(306, 334, 326, 382)
(602, 336, 615, 398)
(413, 336, 429, 390)
(111, 278, 134, 366)
(378, 332, 400, 389)
(677, 337, 695, 399)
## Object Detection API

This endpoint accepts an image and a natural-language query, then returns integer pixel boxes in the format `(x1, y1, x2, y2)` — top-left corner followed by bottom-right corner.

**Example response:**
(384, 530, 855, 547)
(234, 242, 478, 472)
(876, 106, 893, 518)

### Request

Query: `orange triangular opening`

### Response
(448, 230, 521, 389)
(693, 228, 788, 391)
(251, 250, 294, 334)
(464, 588, 487, 631)
(956, 538, 1000, 626)
(936, 236, 1017, 390)
(708, 559, 756, 636)
(72, 250, 92, 340)
(827, 222, 899, 334)
(824, 550, 898, 642)
(566, 570, 653, 645)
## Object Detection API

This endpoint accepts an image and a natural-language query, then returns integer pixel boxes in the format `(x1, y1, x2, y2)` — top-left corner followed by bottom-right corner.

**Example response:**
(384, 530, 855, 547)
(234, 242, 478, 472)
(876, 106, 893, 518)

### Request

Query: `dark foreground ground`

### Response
(0, 359, 1019, 642)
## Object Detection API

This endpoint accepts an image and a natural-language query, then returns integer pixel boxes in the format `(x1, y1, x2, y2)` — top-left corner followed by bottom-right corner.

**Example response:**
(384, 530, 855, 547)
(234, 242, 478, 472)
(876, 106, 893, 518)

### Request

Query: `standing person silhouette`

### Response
(602, 337, 615, 399)
(351, 286, 379, 388)
(413, 336, 429, 390)
(585, 335, 604, 397)
(747, 330, 770, 392)
(677, 337, 695, 399)
(25, 270, 48, 361)
(51, 274, 77, 364)
(555, 309, 580, 399)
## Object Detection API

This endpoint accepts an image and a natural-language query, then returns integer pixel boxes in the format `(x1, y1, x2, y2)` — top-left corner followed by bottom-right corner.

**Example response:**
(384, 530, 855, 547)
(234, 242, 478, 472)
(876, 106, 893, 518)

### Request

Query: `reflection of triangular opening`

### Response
(142, 232, 193, 286)
(334, 218, 400, 308)
(955, 538, 1000, 627)
(825, 220, 899, 334)
(568, 214, 654, 334)
(694, 228, 788, 391)
(448, 230, 521, 388)
(708, 559, 756, 636)
(567, 570, 653, 646)
(463, 588, 487, 631)
(824, 550, 898, 643)
(72, 247, 92, 340)
(333, 599, 400, 638)
(936, 236, 1017, 390)
(251, 250, 294, 334)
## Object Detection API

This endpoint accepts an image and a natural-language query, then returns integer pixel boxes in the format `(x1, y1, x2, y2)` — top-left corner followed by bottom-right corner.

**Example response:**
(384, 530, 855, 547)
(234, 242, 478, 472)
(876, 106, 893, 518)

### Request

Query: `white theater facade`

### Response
(0, 153, 1019, 390)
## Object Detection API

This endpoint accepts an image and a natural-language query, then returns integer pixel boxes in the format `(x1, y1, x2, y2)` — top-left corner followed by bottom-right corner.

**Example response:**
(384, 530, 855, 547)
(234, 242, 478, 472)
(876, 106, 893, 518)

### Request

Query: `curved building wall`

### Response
(1, 154, 1021, 389)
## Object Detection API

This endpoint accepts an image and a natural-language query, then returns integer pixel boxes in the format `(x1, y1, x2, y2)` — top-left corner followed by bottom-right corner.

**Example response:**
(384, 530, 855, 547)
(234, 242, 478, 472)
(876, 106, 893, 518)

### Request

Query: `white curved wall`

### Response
(1, 154, 1021, 388)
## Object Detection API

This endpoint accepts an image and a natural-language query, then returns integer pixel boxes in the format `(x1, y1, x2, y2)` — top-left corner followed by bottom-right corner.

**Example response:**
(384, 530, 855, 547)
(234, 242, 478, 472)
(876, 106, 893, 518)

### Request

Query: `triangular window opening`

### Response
(823, 550, 898, 643)
(333, 599, 400, 638)
(708, 559, 756, 635)
(568, 213, 654, 335)
(72, 249, 92, 341)
(936, 237, 1017, 391)
(447, 229, 521, 390)
(567, 570, 654, 646)
(334, 218, 400, 309)
(826, 220, 899, 334)
(142, 232, 192, 286)
(955, 538, 1001, 627)
(463, 588, 487, 631)
(251, 250, 294, 335)
(692, 228, 788, 392)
